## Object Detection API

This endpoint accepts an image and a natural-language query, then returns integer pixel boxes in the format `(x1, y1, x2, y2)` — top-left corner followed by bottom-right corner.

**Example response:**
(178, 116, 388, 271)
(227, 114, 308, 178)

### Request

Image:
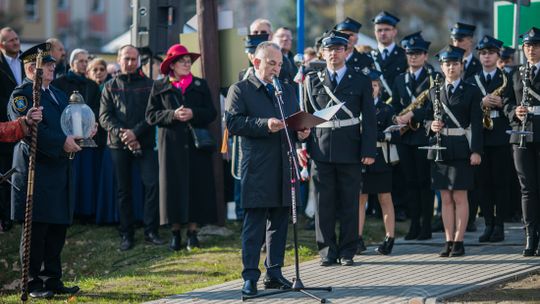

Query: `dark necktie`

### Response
(463, 59, 468, 69)
(265, 83, 275, 96)
(531, 66, 538, 79)
(485, 73, 492, 86)
(331, 72, 338, 90)
(43, 88, 58, 104)
(383, 49, 389, 61)
(447, 84, 454, 99)
(409, 72, 417, 90)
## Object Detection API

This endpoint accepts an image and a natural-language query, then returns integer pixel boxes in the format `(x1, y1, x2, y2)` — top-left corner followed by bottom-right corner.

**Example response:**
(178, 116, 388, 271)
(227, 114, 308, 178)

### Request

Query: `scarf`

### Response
(170, 73, 193, 94)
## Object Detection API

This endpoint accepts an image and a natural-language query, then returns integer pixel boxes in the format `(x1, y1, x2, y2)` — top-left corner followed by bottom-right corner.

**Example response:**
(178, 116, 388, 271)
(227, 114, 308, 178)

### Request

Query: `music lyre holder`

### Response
(241, 76, 332, 303)
(0, 168, 20, 191)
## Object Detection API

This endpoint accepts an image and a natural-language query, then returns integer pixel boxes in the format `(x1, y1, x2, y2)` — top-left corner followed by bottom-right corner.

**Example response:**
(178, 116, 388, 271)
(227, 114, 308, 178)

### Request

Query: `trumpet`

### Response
(482, 70, 507, 130)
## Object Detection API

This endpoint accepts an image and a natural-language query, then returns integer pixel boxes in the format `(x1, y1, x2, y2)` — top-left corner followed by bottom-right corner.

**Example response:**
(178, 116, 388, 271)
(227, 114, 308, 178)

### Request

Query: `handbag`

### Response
(188, 124, 216, 151)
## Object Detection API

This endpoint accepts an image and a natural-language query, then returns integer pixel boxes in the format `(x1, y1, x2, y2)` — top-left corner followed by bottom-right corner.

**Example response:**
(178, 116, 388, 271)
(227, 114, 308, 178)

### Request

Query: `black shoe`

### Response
(489, 225, 504, 242)
(241, 280, 257, 296)
(48, 285, 80, 295)
(376, 236, 394, 255)
(466, 221, 477, 232)
(417, 229, 432, 240)
(263, 275, 292, 289)
(523, 229, 538, 257)
(119, 236, 134, 251)
(439, 241, 453, 257)
(478, 225, 494, 242)
(431, 216, 444, 232)
(450, 241, 465, 257)
(356, 237, 367, 254)
(319, 257, 338, 266)
(395, 210, 407, 222)
(169, 230, 182, 251)
(0, 219, 13, 232)
(186, 230, 200, 251)
(340, 257, 354, 266)
(29, 289, 54, 299)
(145, 232, 166, 245)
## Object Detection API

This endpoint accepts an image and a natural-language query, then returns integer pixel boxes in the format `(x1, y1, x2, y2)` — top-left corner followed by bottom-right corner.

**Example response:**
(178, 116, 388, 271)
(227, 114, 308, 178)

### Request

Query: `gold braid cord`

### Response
(21, 49, 43, 302)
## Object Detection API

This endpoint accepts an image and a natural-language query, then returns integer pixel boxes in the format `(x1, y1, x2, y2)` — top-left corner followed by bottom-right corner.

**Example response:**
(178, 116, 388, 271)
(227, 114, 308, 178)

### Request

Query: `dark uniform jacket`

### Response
(370, 45, 408, 100)
(303, 67, 377, 163)
(99, 72, 155, 149)
(53, 71, 106, 146)
(146, 76, 217, 225)
(8, 79, 74, 224)
(425, 80, 483, 160)
(391, 67, 436, 146)
(463, 55, 482, 80)
(367, 99, 399, 173)
(507, 64, 540, 144)
(0, 52, 24, 154)
(225, 73, 299, 209)
(346, 49, 374, 70)
(465, 69, 514, 146)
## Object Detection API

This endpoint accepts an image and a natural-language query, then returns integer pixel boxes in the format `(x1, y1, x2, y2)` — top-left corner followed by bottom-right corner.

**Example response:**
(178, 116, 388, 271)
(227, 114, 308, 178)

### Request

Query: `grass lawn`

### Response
(0, 216, 408, 303)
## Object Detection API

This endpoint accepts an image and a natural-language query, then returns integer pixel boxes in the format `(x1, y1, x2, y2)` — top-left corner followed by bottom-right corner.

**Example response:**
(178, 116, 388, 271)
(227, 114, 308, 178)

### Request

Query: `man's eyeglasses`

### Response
(252, 30, 268, 35)
(323, 47, 345, 53)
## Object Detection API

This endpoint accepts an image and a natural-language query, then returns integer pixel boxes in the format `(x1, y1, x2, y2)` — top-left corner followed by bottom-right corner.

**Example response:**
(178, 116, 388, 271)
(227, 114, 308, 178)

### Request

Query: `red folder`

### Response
(285, 104, 344, 131)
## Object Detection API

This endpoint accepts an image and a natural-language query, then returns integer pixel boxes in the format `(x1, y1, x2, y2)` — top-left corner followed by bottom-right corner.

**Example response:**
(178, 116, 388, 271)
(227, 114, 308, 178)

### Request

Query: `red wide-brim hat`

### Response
(160, 44, 200, 75)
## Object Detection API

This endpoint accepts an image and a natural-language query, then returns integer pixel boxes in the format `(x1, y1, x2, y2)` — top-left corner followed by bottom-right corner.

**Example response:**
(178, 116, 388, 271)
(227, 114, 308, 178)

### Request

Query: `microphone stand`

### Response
(242, 77, 332, 303)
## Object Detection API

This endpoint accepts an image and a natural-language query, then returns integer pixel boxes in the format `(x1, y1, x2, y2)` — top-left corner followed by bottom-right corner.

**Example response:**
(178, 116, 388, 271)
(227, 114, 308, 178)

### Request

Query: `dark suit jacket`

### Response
(303, 67, 377, 163)
(463, 55, 482, 80)
(0, 52, 24, 153)
(370, 46, 408, 100)
(465, 69, 514, 146)
(507, 64, 540, 144)
(225, 73, 299, 209)
(425, 81, 483, 160)
(346, 49, 374, 70)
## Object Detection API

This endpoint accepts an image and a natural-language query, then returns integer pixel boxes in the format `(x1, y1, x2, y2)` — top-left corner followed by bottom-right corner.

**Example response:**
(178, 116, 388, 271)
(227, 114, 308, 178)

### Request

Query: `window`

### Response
(92, 0, 104, 13)
(25, 0, 38, 21)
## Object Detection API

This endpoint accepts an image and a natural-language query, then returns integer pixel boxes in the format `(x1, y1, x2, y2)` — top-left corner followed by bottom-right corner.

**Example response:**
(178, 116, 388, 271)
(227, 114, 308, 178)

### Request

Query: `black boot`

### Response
(356, 236, 367, 254)
(376, 236, 394, 255)
(186, 230, 200, 251)
(450, 241, 465, 257)
(478, 223, 494, 242)
(169, 230, 181, 251)
(439, 241, 453, 257)
(523, 227, 538, 257)
(404, 221, 420, 240)
(489, 224, 504, 242)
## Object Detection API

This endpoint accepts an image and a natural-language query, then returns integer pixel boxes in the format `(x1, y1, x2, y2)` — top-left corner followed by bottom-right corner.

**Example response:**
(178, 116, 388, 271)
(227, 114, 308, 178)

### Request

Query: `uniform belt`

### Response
(316, 117, 360, 129)
(489, 110, 499, 118)
(527, 106, 540, 115)
(375, 141, 399, 164)
(441, 127, 466, 136)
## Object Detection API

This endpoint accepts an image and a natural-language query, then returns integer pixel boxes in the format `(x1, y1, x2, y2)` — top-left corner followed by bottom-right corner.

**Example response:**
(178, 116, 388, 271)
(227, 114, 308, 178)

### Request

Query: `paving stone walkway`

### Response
(147, 222, 540, 303)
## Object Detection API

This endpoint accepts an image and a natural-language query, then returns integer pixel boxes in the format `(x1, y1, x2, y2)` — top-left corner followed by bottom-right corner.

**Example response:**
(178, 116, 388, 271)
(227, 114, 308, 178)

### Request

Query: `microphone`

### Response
(272, 75, 283, 95)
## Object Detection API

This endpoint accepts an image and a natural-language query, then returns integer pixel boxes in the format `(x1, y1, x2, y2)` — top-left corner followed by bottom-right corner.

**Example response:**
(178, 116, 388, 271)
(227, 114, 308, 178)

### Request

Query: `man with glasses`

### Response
(302, 30, 376, 266)
(8, 42, 84, 299)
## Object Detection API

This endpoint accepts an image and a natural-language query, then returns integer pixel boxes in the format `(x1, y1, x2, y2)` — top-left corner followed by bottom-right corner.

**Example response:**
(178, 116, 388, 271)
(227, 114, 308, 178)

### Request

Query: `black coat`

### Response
(225, 73, 299, 209)
(507, 64, 540, 144)
(303, 67, 377, 163)
(0, 52, 24, 154)
(391, 67, 437, 146)
(463, 55, 482, 80)
(370, 46, 408, 100)
(146, 76, 217, 225)
(346, 49, 373, 70)
(367, 99, 399, 173)
(425, 80, 483, 160)
(465, 69, 514, 146)
(99, 72, 155, 149)
(52, 71, 106, 146)
(8, 79, 73, 224)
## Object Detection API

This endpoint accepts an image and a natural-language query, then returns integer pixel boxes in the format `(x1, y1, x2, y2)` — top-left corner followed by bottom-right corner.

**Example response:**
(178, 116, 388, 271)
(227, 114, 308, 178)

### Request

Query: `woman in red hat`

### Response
(146, 44, 217, 251)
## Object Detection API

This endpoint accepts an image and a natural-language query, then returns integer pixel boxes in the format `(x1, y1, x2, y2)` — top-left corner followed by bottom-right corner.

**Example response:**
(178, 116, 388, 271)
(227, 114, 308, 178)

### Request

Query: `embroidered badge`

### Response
(12, 96, 27, 113)
(530, 29, 536, 37)
(362, 67, 370, 75)
(409, 38, 415, 45)
(194, 79, 201, 86)
(483, 36, 489, 43)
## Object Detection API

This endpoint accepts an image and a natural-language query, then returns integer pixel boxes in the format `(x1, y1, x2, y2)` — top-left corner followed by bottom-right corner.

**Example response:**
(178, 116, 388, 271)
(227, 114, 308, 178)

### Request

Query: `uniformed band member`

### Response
(8, 42, 83, 299)
(426, 45, 483, 257)
(450, 22, 482, 80)
(392, 32, 435, 240)
(466, 35, 514, 243)
(498, 46, 518, 77)
(334, 17, 373, 70)
(371, 11, 408, 102)
(509, 27, 540, 256)
(303, 30, 376, 266)
(226, 41, 310, 296)
(358, 69, 398, 256)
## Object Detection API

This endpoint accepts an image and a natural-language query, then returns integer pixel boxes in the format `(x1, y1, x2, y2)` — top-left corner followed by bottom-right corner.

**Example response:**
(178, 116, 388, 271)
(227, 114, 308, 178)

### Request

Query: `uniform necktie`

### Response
(43, 88, 59, 104)
(447, 84, 454, 99)
(486, 73, 492, 86)
(409, 72, 417, 90)
(383, 49, 389, 61)
(331, 72, 338, 90)
(463, 59, 468, 68)
(531, 66, 538, 79)
(265, 83, 275, 95)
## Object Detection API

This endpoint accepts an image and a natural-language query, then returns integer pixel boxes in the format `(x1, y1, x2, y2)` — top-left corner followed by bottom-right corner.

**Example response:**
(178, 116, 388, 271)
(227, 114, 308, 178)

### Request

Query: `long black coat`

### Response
(225, 74, 299, 209)
(0, 52, 24, 154)
(370, 46, 408, 100)
(8, 80, 73, 224)
(146, 76, 217, 225)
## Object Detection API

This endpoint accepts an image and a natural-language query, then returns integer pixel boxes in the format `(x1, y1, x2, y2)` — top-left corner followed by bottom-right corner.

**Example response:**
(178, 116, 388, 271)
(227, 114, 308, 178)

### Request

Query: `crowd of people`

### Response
(0, 8, 539, 299)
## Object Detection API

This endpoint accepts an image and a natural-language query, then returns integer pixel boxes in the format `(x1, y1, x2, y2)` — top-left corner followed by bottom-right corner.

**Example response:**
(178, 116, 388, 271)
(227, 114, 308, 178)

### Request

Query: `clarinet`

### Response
(518, 65, 532, 149)
(433, 74, 444, 162)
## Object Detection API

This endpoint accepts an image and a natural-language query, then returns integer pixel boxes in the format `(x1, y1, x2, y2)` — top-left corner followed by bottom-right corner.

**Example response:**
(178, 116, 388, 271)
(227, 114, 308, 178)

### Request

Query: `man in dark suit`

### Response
(0, 27, 24, 232)
(371, 11, 408, 102)
(303, 31, 376, 266)
(226, 41, 310, 296)
(509, 27, 540, 256)
(392, 32, 436, 241)
(450, 22, 482, 80)
(334, 17, 373, 70)
(8, 42, 83, 299)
